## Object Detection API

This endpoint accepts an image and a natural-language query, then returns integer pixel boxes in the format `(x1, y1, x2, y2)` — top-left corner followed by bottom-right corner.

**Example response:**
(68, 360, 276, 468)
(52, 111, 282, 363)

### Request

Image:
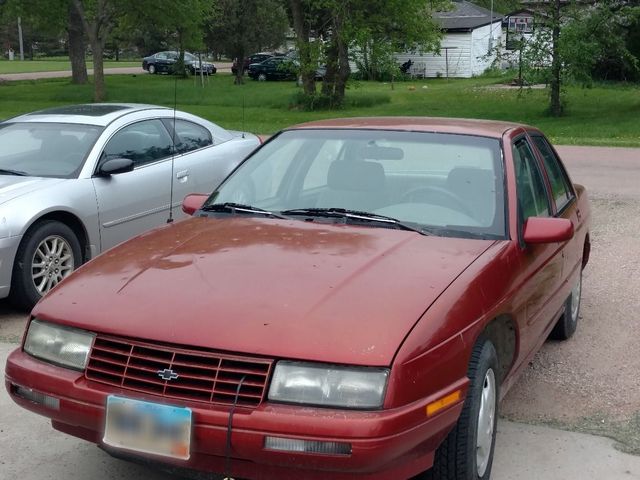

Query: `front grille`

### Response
(85, 336, 273, 408)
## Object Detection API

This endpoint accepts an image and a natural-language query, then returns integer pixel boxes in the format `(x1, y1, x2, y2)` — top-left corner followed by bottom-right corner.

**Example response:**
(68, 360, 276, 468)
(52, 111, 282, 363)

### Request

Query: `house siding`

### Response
(471, 21, 503, 75)
(396, 32, 472, 78)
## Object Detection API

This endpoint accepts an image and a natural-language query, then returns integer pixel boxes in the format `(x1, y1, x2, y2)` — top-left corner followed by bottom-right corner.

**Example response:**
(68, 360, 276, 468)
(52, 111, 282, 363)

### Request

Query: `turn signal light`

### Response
(426, 389, 462, 417)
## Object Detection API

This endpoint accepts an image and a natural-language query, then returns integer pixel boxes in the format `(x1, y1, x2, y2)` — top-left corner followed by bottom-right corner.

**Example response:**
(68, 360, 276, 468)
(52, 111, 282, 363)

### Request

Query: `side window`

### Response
(531, 135, 573, 212)
(168, 120, 213, 154)
(156, 53, 167, 60)
(103, 120, 174, 167)
(513, 138, 550, 220)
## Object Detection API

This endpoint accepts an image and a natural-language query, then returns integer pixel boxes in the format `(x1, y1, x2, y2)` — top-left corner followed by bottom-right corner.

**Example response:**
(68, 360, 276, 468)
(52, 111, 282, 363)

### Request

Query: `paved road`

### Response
(1, 145, 640, 479)
(0, 63, 233, 82)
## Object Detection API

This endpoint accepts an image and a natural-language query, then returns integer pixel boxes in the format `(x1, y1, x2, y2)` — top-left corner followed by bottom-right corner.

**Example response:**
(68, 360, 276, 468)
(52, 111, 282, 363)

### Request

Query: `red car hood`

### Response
(35, 217, 494, 366)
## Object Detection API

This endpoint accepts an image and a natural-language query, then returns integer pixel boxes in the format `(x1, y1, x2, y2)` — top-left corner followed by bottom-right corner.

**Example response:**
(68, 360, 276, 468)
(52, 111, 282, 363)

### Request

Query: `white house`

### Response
(396, 0, 503, 78)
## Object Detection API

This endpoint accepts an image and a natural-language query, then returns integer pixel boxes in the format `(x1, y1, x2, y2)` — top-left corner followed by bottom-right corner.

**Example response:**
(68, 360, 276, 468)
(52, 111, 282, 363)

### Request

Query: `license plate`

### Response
(103, 395, 192, 460)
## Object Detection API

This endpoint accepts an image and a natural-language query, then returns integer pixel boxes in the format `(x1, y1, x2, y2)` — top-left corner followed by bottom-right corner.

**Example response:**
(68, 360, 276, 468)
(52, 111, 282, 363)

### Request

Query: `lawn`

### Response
(0, 72, 639, 146)
(0, 59, 140, 74)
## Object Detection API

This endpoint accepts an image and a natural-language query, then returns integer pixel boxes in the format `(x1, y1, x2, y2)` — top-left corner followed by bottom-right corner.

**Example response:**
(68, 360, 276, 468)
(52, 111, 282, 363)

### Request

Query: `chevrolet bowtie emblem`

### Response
(157, 368, 179, 381)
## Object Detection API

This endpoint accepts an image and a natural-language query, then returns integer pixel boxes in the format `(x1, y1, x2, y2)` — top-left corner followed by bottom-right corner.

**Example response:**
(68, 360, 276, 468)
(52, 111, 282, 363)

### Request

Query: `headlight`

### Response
(24, 319, 95, 371)
(268, 361, 389, 409)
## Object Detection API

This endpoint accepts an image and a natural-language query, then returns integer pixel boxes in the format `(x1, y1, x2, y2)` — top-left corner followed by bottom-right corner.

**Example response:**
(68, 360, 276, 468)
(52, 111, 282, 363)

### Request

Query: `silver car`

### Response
(0, 103, 260, 309)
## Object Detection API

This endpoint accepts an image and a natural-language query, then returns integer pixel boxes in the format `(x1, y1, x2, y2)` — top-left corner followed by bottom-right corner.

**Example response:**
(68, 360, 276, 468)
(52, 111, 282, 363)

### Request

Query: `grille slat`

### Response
(86, 336, 273, 408)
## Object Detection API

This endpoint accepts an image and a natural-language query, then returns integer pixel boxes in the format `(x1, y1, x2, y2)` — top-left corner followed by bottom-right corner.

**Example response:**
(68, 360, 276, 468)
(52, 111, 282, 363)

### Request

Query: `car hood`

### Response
(35, 217, 494, 366)
(0, 176, 65, 206)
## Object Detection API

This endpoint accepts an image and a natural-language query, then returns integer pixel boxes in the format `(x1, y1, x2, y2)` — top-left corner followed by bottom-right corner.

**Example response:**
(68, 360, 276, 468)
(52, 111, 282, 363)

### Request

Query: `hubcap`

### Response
(570, 274, 582, 324)
(31, 235, 75, 295)
(476, 368, 496, 477)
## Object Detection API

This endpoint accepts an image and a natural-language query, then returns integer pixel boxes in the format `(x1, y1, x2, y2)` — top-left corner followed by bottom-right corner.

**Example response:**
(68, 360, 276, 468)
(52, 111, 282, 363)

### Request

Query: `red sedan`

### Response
(5, 117, 590, 480)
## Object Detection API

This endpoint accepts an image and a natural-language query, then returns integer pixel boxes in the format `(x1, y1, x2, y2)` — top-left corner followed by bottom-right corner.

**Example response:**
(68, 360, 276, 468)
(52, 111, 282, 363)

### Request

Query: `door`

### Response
(160, 118, 240, 216)
(531, 134, 581, 278)
(92, 119, 175, 251)
(511, 137, 565, 356)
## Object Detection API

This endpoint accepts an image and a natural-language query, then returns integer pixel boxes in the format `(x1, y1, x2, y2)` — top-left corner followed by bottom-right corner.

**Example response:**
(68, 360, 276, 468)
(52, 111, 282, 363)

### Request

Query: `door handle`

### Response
(576, 208, 582, 221)
(176, 169, 189, 180)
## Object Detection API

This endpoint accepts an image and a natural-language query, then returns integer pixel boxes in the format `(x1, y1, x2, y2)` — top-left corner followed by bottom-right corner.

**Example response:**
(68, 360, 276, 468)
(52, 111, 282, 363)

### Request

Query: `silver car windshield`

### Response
(0, 122, 103, 178)
(208, 129, 507, 239)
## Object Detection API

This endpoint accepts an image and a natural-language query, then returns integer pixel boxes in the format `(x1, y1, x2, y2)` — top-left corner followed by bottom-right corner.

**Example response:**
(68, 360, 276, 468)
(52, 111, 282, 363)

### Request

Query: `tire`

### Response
(10, 221, 82, 311)
(258, 73, 267, 82)
(421, 338, 499, 480)
(148, 64, 156, 74)
(550, 270, 582, 340)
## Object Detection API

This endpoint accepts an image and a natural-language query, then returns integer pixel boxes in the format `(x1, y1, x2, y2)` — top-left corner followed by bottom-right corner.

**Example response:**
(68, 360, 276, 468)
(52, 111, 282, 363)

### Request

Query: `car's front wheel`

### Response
(10, 221, 82, 310)
(258, 73, 267, 82)
(421, 337, 499, 480)
(148, 64, 156, 74)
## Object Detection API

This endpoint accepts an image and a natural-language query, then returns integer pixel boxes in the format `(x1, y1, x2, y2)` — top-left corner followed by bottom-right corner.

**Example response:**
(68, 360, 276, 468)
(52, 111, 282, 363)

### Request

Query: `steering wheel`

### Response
(401, 186, 475, 217)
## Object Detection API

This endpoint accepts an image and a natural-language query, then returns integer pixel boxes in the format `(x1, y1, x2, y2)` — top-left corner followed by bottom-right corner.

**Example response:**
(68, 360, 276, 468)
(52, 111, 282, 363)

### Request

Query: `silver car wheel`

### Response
(476, 367, 496, 477)
(31, 235, 75, 294)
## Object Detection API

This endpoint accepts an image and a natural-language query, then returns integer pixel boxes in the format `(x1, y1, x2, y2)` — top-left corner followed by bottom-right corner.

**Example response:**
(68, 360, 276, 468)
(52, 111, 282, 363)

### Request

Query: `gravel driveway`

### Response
(1, 145, 639, 455)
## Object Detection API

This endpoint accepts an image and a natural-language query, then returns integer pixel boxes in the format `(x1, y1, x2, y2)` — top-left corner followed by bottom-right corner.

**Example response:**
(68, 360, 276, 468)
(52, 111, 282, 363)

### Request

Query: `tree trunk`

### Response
(72, 0, 112, 102)
(289, 0, 315, 95)
(234, 51, 245, 85)
(92, 39, 106, 101)
(549, 0, 562, 116)
(68, 3, 88, 85)
(333, 27, 350, 106)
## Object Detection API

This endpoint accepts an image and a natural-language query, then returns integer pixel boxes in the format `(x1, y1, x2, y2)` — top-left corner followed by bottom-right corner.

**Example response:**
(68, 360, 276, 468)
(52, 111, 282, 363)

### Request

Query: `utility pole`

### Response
(18, 17, 24, 60)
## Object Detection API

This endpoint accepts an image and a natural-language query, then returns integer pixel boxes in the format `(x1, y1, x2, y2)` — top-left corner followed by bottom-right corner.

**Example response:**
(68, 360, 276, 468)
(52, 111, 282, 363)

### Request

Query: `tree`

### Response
(121, 0, 213, 78)
(71, 0, 115, 101)
(67, 2, 88, 84)
(207, 0, 288, 84)
(523, 0, 640, 116)
(291, 0, 447, 107)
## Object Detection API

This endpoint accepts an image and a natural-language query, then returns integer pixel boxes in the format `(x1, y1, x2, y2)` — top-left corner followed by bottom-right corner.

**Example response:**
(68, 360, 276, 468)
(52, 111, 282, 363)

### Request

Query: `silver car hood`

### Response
(0, 176, 66, 205)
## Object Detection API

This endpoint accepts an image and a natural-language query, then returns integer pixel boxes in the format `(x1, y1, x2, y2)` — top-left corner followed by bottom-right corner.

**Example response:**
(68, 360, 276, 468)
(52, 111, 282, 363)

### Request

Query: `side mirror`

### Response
(523, 217, 574, 244)
(97, 158, 134, 176)
(182, 193, 209, 216)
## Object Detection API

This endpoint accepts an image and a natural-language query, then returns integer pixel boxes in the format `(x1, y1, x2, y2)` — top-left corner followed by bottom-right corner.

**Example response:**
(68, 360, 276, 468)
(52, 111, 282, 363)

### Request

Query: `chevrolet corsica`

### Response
(5, 117, 591, 480)
(0, 104, 259, 310)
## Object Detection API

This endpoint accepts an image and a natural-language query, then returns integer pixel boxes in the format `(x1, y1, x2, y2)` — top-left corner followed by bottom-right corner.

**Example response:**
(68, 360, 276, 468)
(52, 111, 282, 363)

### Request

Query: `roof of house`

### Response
(435, 0, 504, 32)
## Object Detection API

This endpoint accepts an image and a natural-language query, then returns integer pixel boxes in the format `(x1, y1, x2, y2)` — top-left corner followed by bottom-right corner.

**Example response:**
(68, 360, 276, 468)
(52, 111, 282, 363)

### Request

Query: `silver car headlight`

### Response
(24, 319, 95, 371)
(268, 361, 389, 409)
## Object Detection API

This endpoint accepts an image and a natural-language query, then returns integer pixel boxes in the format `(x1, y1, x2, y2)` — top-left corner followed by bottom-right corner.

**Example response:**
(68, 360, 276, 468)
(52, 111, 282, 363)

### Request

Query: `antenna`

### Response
(241, 95, 245, 139)
(167, 72, 178, 224)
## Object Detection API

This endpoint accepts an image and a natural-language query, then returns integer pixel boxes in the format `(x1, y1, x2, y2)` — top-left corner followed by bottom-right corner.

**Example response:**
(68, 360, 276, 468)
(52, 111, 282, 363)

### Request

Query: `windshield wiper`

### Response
(201, 202, 288, 219)
(0, 168, 28, 176)
(280, 208, 429, 236)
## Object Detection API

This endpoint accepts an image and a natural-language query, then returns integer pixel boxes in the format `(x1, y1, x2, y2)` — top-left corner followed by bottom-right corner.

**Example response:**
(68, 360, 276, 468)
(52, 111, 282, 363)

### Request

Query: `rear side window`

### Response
(513, 138, 550, 220)
(531, 135, 573, 212)
(163, 119, 213, 154)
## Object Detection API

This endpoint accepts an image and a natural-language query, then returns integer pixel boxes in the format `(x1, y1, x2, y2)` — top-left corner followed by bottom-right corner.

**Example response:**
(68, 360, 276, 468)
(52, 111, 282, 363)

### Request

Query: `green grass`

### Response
(1, 72, 639, 146)
(0, 60, 140, 74)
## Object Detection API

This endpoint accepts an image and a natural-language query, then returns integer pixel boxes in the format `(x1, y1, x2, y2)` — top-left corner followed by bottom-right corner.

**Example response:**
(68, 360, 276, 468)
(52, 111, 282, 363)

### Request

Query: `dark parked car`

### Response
(6, 117, 591, 479)
(247, 56, 296, 81)
(231, 52, 276, 75)
(142, 51, 216, 75)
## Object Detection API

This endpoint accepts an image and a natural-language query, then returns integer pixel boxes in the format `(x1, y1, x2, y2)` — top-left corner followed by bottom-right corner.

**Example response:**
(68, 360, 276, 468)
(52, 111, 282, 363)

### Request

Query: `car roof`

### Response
(7, 103, 171, 127)
(288, 116, 529, 139)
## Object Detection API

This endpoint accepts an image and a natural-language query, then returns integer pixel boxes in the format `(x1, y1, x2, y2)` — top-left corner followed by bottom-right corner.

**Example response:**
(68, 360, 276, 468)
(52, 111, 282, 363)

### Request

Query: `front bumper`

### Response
(6, 348, 464, 479)
(0, 235, 22, 299)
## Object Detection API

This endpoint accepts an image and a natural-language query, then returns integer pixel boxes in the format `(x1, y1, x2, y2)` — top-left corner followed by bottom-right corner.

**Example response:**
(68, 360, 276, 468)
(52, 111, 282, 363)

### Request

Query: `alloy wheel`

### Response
(31, 235, 75, 294)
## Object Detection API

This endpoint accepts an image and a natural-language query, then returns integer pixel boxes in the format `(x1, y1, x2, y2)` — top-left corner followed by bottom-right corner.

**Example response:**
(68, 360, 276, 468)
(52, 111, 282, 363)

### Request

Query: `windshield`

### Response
(0, 122, 103, 178)
(208, 129, 506, 239)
